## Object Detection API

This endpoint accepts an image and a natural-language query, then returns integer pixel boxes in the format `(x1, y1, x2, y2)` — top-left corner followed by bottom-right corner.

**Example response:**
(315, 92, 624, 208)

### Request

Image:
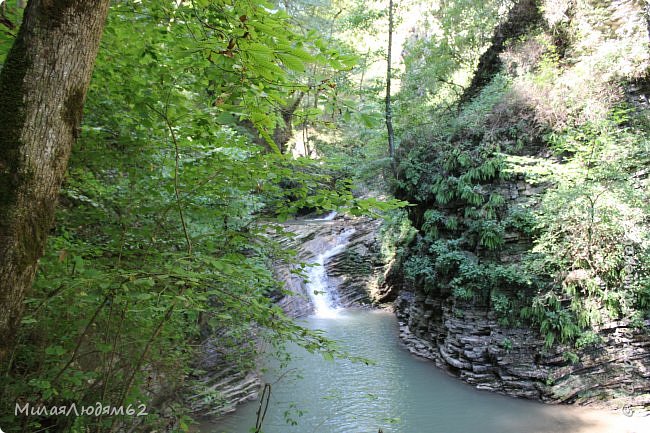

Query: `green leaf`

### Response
(45, 345, 67, 356)
(21, 316, 37, 325)
(278, 53, 306, 72)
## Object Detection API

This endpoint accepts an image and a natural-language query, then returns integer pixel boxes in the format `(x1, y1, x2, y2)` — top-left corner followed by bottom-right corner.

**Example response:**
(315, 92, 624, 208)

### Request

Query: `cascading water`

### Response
(306, 228, 355, 318)
(205, 221, 646, 433)
(310, 211, 338, 221)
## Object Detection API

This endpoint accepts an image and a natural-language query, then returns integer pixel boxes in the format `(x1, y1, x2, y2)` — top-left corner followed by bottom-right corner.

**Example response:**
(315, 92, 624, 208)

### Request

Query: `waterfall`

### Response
(310, 211, 338, 221)
(306, 228, 355, 318)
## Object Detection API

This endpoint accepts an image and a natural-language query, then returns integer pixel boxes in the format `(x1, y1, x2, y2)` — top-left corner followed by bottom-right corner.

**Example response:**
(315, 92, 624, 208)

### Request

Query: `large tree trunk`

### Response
(241, 91, 305, 154)
(273, 91, 304, 154)
(0, 0, 110, 362)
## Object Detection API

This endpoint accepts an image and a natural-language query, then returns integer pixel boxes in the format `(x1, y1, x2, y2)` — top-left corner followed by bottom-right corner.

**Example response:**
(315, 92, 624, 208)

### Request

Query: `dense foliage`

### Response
(390, 0, 650, 350)
(0, 1, 402, 432)
(2, 0, 648, 431)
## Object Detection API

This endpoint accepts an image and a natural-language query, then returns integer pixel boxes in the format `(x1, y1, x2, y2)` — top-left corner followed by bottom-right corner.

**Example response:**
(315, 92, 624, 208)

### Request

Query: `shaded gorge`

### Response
(201, 312, 645, 433)
(199, 216, 647, 433)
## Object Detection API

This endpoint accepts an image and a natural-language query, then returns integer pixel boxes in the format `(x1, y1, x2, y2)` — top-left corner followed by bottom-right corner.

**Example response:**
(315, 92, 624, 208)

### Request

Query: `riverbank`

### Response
(201, 310, 649, 433)
(276, 215, 650, 414)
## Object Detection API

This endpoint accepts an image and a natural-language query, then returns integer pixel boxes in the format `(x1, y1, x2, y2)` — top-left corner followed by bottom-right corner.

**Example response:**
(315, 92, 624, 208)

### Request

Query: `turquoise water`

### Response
(201, 310, 624, 433)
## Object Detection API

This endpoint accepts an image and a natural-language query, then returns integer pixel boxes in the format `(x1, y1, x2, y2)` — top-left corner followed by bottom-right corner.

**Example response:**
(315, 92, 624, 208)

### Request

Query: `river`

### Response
(200, 220, 645, 433)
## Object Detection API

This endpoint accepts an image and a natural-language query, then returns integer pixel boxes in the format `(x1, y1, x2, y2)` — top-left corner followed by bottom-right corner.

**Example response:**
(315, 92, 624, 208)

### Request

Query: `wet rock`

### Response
(186, 332, 261, 418)
(187, 215, 387, 419)
(275, 216, 387, 315)
(395, 287, 650, 411)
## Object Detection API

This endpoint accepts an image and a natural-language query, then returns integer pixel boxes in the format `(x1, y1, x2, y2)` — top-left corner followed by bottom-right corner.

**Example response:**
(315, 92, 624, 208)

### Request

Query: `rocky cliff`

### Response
(389, 0, 650, 414)
(275, 215, 385, 316)
(389, 166, 650, 411)
(395, 290, 650, 411)
(187, 214, 386, 419)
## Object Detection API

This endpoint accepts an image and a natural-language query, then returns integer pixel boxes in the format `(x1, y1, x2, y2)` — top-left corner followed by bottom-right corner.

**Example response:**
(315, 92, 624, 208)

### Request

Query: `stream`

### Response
(200, 221, 646, 433)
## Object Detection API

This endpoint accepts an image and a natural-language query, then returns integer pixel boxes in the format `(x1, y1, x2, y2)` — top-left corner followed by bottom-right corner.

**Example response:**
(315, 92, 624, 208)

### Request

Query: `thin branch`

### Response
(52, 291, 113, 384)
(115, 285, 186, 414)
(254, 383, 271, 433)
(146, 102, 193, 256)
(163, 115, 193, 256)
(0, 3, 15, 30)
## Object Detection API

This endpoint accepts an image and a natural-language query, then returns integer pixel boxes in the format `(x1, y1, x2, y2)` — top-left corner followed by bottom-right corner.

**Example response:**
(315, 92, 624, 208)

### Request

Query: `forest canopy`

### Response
(0, 0, 649, 431)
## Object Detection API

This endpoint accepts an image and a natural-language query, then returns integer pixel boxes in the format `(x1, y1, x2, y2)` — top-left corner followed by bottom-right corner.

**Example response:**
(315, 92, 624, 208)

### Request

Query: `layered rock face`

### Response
(396, 290, 650, 411)
(186, 337, 261, 418)
(391, 165, 650, 411)
(388, 0, 650, 413)
(276, 215, 385, 317)
(187, 215, 386, 419)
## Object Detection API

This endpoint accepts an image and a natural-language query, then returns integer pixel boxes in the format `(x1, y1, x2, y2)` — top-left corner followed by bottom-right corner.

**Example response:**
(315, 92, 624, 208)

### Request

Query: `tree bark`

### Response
(0, 0, 110, 362)
(242, 91, 305, 154)
(273, 91, 304, 154)
(385, 0, 395, 161)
